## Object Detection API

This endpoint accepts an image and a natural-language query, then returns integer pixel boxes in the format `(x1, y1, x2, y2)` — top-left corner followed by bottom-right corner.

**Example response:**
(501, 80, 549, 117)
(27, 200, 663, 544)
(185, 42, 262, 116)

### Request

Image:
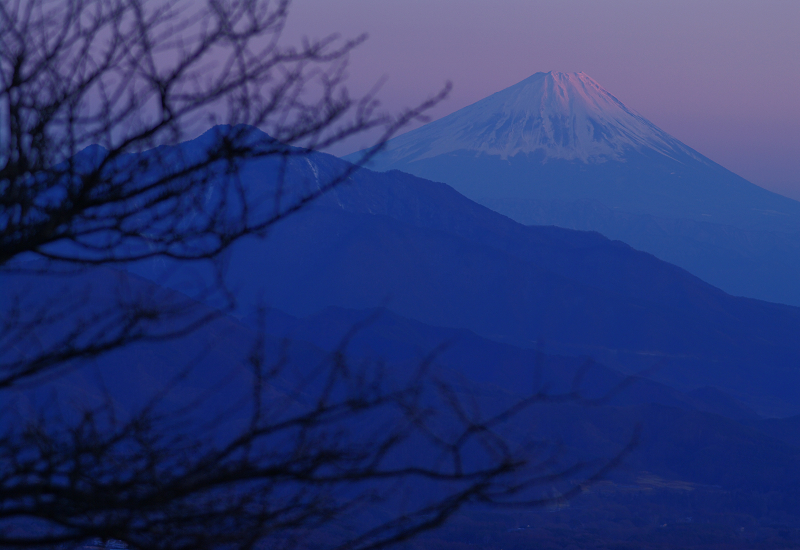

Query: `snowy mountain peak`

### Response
(377, 71, 705, 164)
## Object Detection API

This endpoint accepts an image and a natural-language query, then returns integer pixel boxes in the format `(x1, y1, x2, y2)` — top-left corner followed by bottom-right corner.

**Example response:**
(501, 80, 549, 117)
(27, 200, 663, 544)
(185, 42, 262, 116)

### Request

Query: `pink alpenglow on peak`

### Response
(343, 70, 800, 310)
(380, 71, 705, 164)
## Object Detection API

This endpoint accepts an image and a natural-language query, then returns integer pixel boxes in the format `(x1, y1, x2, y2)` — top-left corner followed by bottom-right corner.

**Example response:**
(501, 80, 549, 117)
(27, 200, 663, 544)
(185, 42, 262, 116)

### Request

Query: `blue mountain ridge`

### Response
(162, 131, 800, 417)
(349, 71, 800, 307)
(82, 124, 800, 417)
(8, 265, 800, 544)
(11, 118, 800, 543)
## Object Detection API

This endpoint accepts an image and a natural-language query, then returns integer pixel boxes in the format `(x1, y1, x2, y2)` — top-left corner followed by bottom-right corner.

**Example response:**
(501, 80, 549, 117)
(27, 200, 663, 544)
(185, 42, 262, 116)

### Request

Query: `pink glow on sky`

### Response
(281, 0, 800, 199)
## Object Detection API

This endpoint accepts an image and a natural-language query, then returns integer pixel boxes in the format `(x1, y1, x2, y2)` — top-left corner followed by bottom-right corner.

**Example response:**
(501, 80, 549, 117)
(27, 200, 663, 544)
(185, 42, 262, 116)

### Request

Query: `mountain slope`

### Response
(8, 267, 800, 545)
(257, 305, 761, 421)
(129, 133, 800, 416)
(371, 71, 704, 164)
(354, 71, 800, 232)
(485, 196, 800, 305)
(348, 72, 800, 306)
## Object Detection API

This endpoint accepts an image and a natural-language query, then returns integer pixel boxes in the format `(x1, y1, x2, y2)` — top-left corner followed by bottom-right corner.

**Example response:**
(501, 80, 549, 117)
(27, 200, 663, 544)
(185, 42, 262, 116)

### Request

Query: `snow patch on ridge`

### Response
(380, 72, 707, 164)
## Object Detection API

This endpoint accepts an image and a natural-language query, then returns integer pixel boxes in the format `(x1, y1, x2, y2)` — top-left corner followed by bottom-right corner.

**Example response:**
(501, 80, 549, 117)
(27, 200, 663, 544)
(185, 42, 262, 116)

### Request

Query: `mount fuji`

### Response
(349, 72, 800, 305)
(373, 71, 705, 165)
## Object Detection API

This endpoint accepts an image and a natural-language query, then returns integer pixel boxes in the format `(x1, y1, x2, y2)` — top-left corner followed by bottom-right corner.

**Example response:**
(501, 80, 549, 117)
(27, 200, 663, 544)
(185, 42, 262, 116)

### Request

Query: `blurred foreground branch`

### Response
(0, 2, 635, 550)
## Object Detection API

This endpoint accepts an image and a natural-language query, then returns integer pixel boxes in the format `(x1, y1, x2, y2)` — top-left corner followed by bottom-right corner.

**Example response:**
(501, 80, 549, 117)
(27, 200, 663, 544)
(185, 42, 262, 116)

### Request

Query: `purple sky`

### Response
(282, 0, 800, 200)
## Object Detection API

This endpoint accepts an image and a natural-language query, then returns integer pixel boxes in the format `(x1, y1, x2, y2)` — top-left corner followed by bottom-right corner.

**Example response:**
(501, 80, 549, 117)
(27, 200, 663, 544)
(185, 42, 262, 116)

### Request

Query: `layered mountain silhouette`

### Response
(11, 265, 800, 545)
(350, 71, 800, 306)
(125, 127, 800, 417)
(16, 123, 800, 546)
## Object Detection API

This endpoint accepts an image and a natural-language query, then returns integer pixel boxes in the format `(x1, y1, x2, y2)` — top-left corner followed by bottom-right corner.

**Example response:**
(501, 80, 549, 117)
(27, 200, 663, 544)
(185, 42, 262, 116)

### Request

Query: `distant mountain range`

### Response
(13, 120, 800, 546)
(11, 263, 800, 546)
(349, 71, 800, 306)
(121, 129, 800, 418)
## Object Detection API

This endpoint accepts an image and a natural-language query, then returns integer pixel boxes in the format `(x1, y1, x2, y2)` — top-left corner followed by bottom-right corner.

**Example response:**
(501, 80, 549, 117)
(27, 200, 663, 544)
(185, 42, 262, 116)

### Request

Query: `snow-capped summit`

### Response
(377, 71, 704, 164)
(342, 71, 800, 309)
(348, 70, 800, 236)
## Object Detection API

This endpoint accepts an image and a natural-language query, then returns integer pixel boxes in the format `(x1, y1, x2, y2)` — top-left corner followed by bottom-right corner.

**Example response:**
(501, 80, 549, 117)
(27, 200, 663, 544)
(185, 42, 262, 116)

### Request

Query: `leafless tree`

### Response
(0, 1, 636, 550)
(0, 0, 450, 384)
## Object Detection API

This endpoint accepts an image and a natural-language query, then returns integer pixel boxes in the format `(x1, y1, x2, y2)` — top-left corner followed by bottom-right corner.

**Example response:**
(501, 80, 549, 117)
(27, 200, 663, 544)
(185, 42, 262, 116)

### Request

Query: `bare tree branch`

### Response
(0, 3, 635, 550)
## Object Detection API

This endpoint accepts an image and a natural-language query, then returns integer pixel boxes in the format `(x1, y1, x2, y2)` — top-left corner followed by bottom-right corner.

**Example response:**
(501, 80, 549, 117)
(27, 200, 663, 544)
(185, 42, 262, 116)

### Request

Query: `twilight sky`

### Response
(282, 0, 800, 200)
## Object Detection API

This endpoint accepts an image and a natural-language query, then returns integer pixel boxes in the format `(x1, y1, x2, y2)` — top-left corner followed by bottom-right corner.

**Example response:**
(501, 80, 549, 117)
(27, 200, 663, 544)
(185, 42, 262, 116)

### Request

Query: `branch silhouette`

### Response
(0, 2, 636, 550)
